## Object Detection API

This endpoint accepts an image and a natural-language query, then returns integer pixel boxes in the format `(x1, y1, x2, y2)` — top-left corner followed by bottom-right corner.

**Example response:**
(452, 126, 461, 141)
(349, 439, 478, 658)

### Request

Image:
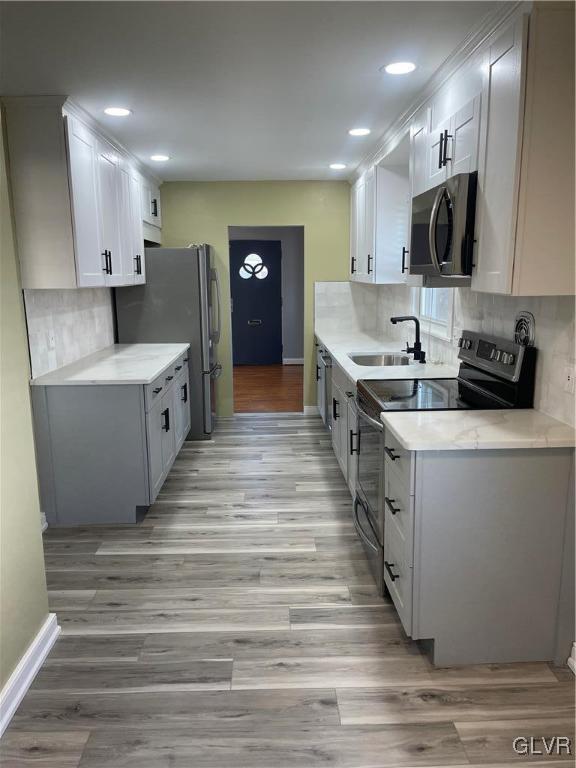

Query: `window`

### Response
(417, 287, 454, 341)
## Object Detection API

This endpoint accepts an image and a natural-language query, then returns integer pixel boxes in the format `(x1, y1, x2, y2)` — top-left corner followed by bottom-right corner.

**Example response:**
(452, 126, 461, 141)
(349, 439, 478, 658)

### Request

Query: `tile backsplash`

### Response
(315, 281, 575, 427)
(24, 288, 115, 378)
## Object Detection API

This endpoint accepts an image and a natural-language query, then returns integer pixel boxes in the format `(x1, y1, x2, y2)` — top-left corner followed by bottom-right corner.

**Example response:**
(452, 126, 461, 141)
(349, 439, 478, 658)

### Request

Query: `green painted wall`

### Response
(161, 181, 350, 415)
(0, 118, 49, 687)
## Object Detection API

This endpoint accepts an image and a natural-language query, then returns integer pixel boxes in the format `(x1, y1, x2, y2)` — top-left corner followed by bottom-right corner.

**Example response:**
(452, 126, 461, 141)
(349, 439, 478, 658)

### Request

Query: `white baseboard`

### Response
(0, 613, 60, 736)
(282, 358, 304, 365)
(303, 405, 320, 415)
(568, 642, 576, 675)
(40, 512, 48, 532)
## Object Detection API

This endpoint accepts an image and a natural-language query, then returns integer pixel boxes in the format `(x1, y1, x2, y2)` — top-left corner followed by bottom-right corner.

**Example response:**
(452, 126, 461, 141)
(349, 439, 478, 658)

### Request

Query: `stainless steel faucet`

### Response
(390, 315, 426, 363)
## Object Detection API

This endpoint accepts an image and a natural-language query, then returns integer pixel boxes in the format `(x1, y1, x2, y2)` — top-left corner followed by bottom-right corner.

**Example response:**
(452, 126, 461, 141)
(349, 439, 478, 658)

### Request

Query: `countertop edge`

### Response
(30, 343, 191, 387)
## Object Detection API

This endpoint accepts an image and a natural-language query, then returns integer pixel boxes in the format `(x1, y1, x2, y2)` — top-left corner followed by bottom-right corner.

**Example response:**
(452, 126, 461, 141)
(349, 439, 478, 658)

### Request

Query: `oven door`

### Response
(356, 398, 384, 525)
(353, 496, 384, 595)
(409, 172, 476, 277)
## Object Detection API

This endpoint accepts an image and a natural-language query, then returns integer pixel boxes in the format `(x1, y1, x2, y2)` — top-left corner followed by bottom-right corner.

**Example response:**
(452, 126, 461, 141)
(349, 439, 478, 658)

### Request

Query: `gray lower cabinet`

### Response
(32, 362, 190, 526)
(381, 427, 574, 666)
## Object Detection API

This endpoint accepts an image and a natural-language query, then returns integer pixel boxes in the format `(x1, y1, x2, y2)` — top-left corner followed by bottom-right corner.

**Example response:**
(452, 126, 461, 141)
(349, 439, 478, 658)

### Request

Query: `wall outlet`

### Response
(563, 365, 575, 395)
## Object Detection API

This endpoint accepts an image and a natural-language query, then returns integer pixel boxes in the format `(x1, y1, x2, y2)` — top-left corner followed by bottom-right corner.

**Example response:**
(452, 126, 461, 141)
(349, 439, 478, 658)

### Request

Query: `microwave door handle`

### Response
(428, 185, 445, 274)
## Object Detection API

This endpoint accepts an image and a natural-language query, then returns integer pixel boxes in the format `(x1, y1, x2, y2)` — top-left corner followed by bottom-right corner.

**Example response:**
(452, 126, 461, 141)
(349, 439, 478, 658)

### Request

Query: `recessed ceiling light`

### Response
(329, 163, 347, 170)
(383, 61, 416, 75)
(104, 107, 132, 117)
(150, 154, 170, 162)
(349, 128, 371, 137)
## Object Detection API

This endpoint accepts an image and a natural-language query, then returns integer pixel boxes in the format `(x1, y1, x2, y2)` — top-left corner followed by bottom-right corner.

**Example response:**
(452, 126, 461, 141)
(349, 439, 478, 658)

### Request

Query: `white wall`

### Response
(315, 281, 575, 427)
(229, 226, 304, 361)
(23, 288, 115, 378)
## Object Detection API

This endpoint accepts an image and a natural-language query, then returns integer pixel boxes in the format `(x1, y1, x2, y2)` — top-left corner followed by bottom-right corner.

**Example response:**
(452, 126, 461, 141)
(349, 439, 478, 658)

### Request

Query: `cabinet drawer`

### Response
(383, 428, 414, 493)
(384, 467, 414, 551)
(384, 521, 413, 636)
(145, 373, 167, 412)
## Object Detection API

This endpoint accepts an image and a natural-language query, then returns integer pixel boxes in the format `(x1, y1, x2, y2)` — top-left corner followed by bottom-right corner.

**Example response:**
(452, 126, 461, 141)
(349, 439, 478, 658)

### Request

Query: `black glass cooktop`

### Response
(358, 378, 473, 412)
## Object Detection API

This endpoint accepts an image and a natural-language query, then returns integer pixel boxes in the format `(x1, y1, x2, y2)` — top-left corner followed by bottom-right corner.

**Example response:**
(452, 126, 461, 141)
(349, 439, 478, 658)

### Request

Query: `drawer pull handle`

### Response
(385, 561, 399, 582)
(349, 430, 359, 456)
(183, 357, 189, 362)
(385, 497, 400, 515)
(153, 387, 163, 394)
(175, 365, 183, 371)
(165, 375, 174, 381)
(384, 446, 400, 461)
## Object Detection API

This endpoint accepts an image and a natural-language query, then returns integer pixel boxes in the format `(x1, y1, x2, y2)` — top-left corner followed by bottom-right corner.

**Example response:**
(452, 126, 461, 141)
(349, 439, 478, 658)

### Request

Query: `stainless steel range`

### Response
(353, 330, 537, 593)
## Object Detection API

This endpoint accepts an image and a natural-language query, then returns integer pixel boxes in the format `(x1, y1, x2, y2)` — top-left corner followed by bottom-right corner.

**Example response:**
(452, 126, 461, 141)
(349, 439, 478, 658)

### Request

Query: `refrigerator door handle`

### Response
(202, 371, 212, 435)
(198, 247, 211, 373)
(211, 268, 221, 345)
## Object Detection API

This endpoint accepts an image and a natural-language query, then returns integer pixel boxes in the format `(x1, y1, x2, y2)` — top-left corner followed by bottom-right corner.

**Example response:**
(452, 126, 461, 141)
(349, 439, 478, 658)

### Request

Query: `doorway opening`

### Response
(228, 226, 304, 413)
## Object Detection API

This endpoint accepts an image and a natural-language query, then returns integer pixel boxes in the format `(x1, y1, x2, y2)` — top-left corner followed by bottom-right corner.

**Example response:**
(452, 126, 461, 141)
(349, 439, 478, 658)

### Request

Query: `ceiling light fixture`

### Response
(329, 163, 347, 170)
(150, 154, 170, 162)
(104, 107, 132, 117)
(348, 128, 371, 137)
(383, 61, 416, 75)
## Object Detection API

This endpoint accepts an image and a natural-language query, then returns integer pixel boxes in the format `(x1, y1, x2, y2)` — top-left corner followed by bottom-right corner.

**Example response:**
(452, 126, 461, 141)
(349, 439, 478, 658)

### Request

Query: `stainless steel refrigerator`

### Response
(114, 245, 222, 439)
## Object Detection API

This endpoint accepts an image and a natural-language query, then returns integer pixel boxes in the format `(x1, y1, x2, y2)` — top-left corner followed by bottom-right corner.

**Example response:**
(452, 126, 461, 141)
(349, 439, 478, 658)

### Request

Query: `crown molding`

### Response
(352, 1, 529, 182)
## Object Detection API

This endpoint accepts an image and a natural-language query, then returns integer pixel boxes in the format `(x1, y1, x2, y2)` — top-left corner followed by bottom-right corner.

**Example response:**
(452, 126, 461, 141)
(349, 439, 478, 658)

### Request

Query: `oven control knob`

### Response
(489, 348, 497, 360)
(502, 352, 515, 365)
(464, 339, 473, 350)
(494, 349, 503, 362)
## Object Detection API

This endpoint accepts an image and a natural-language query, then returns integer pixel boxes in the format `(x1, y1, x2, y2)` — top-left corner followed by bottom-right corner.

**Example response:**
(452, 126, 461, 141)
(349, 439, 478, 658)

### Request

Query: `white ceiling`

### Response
(0, 1, 498, 181)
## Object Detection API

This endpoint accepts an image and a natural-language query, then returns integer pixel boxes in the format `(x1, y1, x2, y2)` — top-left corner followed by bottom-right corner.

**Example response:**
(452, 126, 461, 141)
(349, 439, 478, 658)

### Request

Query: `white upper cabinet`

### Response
(473, 5, 574, 295)
(2, 96, 156, 289)
(66, 117, 106, 287)
(350, 160, 410, 285)
(422, 96, 481, 195)
(141, 178, 162, 228)
(409, 110, 430, 199)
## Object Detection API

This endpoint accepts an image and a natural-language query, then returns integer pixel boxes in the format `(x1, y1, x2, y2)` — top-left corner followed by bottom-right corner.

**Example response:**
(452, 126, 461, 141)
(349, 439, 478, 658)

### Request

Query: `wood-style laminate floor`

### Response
(233, 365, 303, 412)
(3, 414, 574, 767)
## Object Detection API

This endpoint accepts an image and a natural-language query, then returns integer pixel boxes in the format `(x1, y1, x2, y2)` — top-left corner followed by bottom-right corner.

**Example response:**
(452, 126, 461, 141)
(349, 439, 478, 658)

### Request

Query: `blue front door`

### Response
(230, 240, 283, 365)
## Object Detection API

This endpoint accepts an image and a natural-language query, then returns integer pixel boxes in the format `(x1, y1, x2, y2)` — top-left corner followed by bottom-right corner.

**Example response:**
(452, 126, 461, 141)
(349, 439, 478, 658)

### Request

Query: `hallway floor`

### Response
(233, 364, 303, 412)
(3, 414, 574, 766)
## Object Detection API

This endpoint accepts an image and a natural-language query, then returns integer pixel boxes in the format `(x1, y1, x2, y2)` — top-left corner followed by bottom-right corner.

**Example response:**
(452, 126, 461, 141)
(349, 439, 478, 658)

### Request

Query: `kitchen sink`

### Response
(348, 353, 410, 366)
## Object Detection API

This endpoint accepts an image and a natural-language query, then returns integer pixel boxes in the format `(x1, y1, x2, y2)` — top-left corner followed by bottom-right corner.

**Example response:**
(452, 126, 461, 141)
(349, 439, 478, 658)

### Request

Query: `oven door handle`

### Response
(356, 401, 384, 431)
(428, 185, 445, 274)
(353, 497, 379, 554)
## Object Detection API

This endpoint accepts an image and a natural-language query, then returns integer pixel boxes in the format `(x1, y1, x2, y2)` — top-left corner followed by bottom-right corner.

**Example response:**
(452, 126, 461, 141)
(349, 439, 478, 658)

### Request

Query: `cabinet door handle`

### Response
(438, 131, 444, 169)
(101, 250, 108, 272)
(332, 397, 339, 421)
(401, 247, 409, 273)
(385, 497, 400, 515)
(384, 446, 400, 461)
(367, 254, 373, 274)
(385, 560, 399, 582)
(349, 430, 359, 455)
(442, 129, 452, 166)
(316, 365, 321, 382)
(161, 407, 170, 432)
(181, 383, 188, 403)
(134, 254, 142, 275)
(350, 256, 356, 274)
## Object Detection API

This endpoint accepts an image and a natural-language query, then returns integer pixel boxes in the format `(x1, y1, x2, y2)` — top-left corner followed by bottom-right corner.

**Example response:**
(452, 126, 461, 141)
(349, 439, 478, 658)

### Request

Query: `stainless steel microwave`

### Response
(409, 172, 477, 278)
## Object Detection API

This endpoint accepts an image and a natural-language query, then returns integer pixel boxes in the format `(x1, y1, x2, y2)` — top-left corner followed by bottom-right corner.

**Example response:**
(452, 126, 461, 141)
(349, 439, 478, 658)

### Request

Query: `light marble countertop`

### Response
(314, 326, 459, 383)
(381, 409, 576, 451)
(30, 343, 190, 386)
